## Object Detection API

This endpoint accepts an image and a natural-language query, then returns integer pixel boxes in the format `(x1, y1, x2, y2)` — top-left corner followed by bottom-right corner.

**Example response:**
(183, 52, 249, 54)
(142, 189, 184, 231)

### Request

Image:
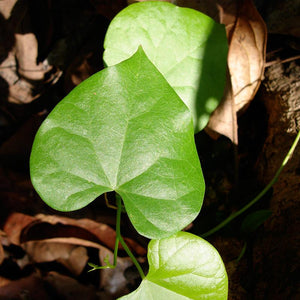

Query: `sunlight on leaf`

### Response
(119, 231, 228, 300)
(30, 48, 204, 239)
(103, 1, 228, 132)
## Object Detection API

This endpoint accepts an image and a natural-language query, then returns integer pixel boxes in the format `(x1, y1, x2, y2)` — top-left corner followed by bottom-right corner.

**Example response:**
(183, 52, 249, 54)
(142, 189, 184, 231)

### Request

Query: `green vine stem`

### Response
(116, 194, 146, 279)
(89, 194, 145, 279)
(202, 130, 300, 238)
(235, 241, 247, 263)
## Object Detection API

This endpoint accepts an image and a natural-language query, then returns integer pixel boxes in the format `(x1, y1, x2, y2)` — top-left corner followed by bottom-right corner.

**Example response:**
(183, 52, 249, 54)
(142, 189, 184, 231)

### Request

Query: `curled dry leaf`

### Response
(227, 0, 267, 113)
(33, 214, 146, 256)
(206, 0, 267, 142)
(0, 1, 61, 104)
(0, 0, 17, 19)
(0, 230, 5, 265)
(3, 213, 146, 288)
(3, 213, 146, 256)
(23, 241, 89, 276)
(3, 212, 36, 245)
(0, 243, 3, 265)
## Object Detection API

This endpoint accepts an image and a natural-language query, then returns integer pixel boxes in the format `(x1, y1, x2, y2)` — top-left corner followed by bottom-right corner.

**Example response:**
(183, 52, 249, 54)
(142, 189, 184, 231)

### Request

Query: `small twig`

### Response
(0, 65, 17, 69)
(104, 192, 118, 210)
(265, 55, 300, 67)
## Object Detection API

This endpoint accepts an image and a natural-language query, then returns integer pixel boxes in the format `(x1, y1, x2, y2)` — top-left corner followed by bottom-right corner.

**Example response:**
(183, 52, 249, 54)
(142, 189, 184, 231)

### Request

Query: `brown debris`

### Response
(253, 60, 300, 299)
(0, 273, 52, 300)
(91, 0, 127, 19)
(206, 0, 267, 142)
(1, 211, 146, 298)
(3, 212, 146, 256)
(45, 271, 105, 300)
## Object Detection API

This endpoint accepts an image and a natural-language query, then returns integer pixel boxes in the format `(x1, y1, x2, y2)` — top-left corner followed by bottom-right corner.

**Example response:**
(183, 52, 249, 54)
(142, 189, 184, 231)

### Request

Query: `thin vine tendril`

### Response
(202, 130, 300, 238)
(89, 194, 145, 279)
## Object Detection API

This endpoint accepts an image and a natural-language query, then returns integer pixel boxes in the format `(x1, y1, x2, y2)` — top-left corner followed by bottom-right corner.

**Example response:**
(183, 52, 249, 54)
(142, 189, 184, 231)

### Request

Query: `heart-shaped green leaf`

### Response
(119, 231, 228, 300)
(30, 48, 205, 239)
(103, 1, 228, 132)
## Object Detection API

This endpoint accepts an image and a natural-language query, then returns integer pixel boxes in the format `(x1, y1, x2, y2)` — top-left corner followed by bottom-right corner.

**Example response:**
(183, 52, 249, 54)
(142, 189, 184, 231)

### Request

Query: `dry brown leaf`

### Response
(12, 3, 52, 82)
(3, 213, 36, 245)
(0, 234, 4, 264)
(0, 244, 4, 265)
(24, 236, 110, 251)
(30, 214, 119, 250)
(205, 67, 237, 142)
(15, 32, 52, 81)
(0, 1, 61, 104)
(3, 213, 146, 291)
(21, 239, 134, 297)
(0, 276, 12, 288)
(206, 0, 267, 142)
(0, 0, 17, 19)
(23, 241, 89, 276)
(0, 50, 61, 104)
(34, 214, 146, 256)
(3, 213, 146, 257)
(228, 0, 267, 113)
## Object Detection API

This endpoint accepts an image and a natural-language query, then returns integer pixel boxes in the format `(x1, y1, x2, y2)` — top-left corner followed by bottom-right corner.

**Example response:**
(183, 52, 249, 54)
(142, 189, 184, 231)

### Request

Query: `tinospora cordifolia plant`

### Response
(30, 2, 229, 299)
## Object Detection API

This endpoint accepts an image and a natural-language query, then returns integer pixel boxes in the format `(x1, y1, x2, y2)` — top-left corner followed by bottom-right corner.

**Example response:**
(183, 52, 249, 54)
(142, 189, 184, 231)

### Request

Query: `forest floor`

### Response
(0, 1, 299, 299)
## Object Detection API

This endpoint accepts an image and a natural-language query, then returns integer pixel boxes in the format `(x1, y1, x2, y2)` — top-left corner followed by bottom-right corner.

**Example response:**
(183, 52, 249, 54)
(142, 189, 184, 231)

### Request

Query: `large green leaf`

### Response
(103, 1, 228, 132)
(119, 231, 228, 300)
(30, 48, 205, 239)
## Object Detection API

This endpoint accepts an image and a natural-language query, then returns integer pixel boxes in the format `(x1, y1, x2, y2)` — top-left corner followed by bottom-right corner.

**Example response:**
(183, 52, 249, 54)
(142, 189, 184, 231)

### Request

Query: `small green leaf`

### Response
(119, 231, 228, 300)
(30, 48, 205, 239)
(240, 210, 272, 235)
(103, 1, 228, 132)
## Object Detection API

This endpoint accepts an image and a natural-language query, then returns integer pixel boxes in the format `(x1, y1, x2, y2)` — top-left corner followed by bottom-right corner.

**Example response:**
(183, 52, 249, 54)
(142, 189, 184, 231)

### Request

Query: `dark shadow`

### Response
(0, 12, 15, 64)
(0, 0, 110, 144)
(194, 22, 228, 132)
(0, 76, 13, 145)
(0, 75, 9, 104)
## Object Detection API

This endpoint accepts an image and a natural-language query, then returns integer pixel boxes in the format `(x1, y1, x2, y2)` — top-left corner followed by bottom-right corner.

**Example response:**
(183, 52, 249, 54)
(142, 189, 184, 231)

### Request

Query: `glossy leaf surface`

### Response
(30, 48, 205, 239)
(119, 231, 228, 300)
(103, 1, 228, 132)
